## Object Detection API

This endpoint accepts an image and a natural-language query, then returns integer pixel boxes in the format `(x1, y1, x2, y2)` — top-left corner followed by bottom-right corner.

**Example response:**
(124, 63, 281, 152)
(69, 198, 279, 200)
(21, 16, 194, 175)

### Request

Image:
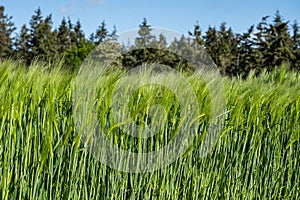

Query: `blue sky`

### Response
(2, 0, 300, 37)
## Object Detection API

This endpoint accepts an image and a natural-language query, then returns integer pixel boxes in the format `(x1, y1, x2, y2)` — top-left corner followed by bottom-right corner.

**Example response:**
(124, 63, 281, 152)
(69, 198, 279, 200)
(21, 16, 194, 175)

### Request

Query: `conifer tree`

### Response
(57, 17, 71, 53)
(291, 20, 300, 69)
(91, 20, 108, 44)
(0, 6, 16, 58)
(15, 24, 31, 59)
(73, 20, 85, 45)
(28, 8, 58, 60)
(109, 25, 118, 41)
(135, 18, 155, 48)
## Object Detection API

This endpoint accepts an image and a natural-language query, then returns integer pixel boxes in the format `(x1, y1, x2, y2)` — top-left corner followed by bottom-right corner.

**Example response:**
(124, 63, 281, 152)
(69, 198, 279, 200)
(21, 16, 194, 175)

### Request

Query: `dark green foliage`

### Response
(57, 17, 71, 53)
(135, 18, 155, 48)
(64, 40, 95, 71)
(188, 21, 204, 47)
(259, 11, 294, 69)
(0, 6, 16, 58)
(235, 25, 256, 76)
(73, 20, 85, 45)
(158, 33, 167, 49)
(27, 8, 58, 61)
(57, 18, 85, 53)
(0, 5, 299, 76)
(109, 25, 118, 41)
(90, 20, 108, 44)
(291, 20, 300, 69)
(12, 8, 90, 66)
(14, 24, 31, 59)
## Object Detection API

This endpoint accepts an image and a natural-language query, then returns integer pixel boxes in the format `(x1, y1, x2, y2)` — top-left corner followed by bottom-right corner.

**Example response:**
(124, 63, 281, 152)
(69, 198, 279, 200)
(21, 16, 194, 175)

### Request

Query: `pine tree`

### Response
(73, 20, 85, 45)
(0, 5, 16, 58)
(57, 17, 71, 53)
(67, 18, 75, 46)
(28, 7, 43, 53)
(236, 25, 256, 76)
(189, 21, 205, 48)
(91, 20, 108, 45)
(217, 22, 238, 75)
(158, 33, 167, 49)
(253, 15, 270, 70)
(15, 24, 31, 59)
(28, 8, 58, 60)
(135, 18, 155, 48)
(204, 23, 237, 75)
(291, 20, 300, 69)
(63, 19, 91, 69)
(108, 25, 118, 41)
(292, 21, 300, 49)
(204, 26, 219, 65)
(253, 11, 294, 71)
(167, 35, 195, 71)
(266, 11, 294, 68)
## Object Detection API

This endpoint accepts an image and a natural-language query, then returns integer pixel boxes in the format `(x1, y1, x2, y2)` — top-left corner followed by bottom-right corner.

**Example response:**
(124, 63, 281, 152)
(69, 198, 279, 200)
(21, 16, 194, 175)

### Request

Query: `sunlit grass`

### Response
(0, 60, 299, 199)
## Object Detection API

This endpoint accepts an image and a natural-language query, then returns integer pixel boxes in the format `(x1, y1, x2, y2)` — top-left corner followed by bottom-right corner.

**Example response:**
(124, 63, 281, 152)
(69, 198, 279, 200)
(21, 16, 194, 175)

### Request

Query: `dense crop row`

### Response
(0, 60, 299, 199)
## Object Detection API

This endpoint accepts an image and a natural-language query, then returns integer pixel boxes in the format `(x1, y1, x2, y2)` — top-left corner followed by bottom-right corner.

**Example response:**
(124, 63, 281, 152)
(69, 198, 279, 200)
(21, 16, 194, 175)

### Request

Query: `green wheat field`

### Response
(0, 60, 299, 199)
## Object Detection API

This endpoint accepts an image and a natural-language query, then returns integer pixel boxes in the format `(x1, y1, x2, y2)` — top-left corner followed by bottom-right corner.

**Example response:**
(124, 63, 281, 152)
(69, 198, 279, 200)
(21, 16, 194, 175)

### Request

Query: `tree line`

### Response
(0, 6, 299, 76)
